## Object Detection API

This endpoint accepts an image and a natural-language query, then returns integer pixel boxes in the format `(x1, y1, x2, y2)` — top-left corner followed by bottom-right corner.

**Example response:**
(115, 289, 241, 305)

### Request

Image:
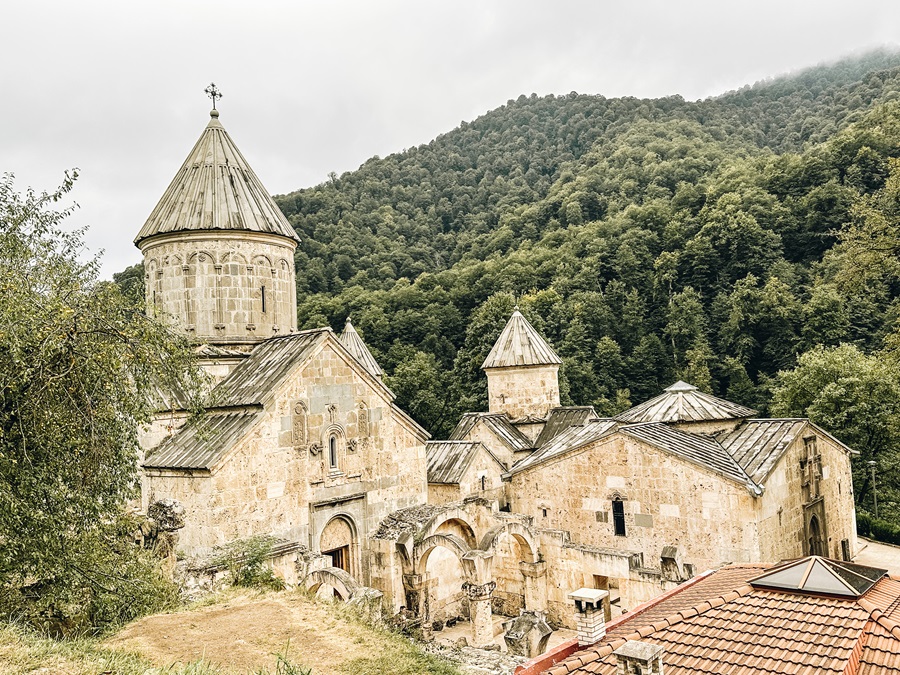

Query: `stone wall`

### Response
(140, 231, 297, 345)
(485, 365, 560, 420)
(507, 435, 761, 574)
(757, 425, 858, 562)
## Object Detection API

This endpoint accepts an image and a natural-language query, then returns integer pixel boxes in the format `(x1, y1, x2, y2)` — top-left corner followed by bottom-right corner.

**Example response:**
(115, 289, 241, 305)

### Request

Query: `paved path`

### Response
(854, 537, 900, 574)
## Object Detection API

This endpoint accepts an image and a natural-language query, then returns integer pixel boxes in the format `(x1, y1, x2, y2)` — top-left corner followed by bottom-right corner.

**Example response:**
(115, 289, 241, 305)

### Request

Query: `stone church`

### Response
(136, 108, 860, 646)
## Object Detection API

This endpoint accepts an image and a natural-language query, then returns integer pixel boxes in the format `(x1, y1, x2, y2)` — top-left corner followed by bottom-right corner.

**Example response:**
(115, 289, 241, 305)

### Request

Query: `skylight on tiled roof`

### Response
(749, 556, 887, 598)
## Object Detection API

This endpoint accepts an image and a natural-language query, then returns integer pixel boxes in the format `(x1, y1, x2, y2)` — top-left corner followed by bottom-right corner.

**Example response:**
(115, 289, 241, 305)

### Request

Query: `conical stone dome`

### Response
(135, 109, 300, 245)
(136, 110, 298, 345)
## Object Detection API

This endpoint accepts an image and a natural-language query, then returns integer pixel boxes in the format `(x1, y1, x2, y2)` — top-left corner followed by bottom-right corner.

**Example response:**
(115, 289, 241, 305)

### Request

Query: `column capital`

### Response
(463, 580, 496, 601)
(519, 560, 547, 578)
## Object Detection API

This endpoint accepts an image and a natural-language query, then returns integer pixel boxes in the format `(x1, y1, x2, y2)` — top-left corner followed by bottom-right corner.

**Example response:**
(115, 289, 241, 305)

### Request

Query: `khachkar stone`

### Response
(135, 98, 300, 348)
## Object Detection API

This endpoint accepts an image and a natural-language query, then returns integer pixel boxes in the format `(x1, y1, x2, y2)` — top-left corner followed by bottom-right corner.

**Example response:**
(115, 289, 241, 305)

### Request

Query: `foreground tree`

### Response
(0, 173, 205, 634)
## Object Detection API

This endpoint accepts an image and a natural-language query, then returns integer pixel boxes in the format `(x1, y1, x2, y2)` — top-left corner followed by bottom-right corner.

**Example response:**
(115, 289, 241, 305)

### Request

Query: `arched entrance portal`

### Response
(809, 515, 825, 556)
(320, 515, 357, 577)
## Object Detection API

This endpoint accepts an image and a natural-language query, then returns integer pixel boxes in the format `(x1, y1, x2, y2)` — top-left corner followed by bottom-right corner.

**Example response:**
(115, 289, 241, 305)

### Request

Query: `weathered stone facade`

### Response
(486, 365, 561, 421)
(143, 334, 428, 586)
(141, 231, 297, 345)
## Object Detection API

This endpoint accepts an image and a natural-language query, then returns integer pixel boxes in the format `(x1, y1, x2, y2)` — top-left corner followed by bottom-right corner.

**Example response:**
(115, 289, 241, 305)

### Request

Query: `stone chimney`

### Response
(612, 640, 665, 675)
(568, 587, 609, 646)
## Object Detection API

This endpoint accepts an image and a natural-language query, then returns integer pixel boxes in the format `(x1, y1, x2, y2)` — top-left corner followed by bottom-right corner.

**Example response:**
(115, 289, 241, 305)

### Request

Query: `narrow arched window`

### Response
(261, 285, 267, 314)
(328, 434, 338, 469)
(612, 498, 626, 537)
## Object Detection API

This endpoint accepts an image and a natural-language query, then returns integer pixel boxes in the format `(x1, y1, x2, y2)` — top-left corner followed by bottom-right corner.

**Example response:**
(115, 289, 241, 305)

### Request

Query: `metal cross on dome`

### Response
(204, 82, 223, 110)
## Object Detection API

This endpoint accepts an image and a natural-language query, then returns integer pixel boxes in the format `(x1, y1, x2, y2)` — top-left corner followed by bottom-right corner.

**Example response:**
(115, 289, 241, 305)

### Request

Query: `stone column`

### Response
(463, 580, 497, 646)
(403, 573, 427, 620)
(461, 550, 495, 648)
(519, 560, 548, 612)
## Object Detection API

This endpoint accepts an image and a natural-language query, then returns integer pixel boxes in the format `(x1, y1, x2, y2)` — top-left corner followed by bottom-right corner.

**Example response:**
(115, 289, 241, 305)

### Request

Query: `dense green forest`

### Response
(118, 50, 900, 521)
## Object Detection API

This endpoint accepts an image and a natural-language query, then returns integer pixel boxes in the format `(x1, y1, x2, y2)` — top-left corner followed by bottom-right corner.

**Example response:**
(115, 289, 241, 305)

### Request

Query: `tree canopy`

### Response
(0, 173, 205, 633)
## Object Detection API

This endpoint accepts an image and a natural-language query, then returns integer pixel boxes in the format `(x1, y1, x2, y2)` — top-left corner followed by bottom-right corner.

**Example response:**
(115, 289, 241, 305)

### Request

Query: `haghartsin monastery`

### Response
(135, 108, 863, 656)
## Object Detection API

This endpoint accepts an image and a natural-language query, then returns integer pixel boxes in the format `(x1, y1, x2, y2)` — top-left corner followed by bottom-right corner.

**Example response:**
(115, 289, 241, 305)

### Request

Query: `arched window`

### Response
(328, 434, 338, 470)
(612, 497, 626, 537)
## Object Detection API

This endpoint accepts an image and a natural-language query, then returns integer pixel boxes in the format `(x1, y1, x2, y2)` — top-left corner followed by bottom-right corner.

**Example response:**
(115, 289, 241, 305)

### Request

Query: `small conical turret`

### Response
(482, 310, 561, 420)
(340, 317, 383, 380)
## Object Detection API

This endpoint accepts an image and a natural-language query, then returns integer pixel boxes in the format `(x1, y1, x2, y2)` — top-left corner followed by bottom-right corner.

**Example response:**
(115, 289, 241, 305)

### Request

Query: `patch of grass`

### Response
(331, 604, 461, 675)
(0, 622, 155, 675)
(340, 649, 460, 675)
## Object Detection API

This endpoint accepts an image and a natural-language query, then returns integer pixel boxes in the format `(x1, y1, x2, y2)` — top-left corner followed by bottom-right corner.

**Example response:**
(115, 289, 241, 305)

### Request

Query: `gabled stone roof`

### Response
(720, 419, 809, 483)
(449, 412, 533, 452)
(426, 440, 505, 484)
(143, 408, 262, 471)
(621, 422, 757, 489)
(135, 109, 300, 246)
(615, 381, 757, 424)
(534, 406, 599, 448)
(481, 310, 562, 369)
(539, 560, 900, 675)
(339, 318, 383, 379)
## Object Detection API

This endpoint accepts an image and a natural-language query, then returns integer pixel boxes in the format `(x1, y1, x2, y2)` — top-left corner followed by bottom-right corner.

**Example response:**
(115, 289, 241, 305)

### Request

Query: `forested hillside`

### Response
(273, 51, 900, 520)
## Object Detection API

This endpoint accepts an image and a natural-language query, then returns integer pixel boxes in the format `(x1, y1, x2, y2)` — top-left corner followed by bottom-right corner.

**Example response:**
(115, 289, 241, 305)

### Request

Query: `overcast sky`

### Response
(3, 1, 900, 279)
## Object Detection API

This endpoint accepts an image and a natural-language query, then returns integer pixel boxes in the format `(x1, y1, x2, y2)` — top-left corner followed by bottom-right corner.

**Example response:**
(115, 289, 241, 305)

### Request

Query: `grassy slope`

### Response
(0, 590, 460, 675)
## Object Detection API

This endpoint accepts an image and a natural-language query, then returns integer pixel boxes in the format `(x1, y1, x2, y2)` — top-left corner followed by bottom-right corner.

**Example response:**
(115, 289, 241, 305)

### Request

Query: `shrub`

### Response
(214, 536, 285, 591)
(857, 510, 900, 546)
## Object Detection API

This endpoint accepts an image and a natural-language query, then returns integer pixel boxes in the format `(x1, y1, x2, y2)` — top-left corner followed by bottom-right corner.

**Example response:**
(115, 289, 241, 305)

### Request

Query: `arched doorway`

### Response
(320, 515, 357, 576)
(808, 515, 824, 556)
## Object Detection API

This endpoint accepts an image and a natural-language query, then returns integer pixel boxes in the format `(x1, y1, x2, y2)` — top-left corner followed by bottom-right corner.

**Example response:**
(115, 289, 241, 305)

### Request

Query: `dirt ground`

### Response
(105, 592, 381, 675)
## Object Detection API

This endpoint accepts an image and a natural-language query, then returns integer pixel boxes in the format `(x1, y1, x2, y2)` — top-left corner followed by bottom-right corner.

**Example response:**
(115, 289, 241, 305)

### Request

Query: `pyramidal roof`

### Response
(482, 310, 562, 369)
(615, 380, 757, 424)
(339, 318, 383, 379)
(134, 109, 300, 246)
(749, 556, 887, 598)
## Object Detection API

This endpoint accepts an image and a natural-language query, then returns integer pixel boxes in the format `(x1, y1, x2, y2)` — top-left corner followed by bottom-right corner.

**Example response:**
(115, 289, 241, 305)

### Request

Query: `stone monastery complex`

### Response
(136, 108, 863, 655)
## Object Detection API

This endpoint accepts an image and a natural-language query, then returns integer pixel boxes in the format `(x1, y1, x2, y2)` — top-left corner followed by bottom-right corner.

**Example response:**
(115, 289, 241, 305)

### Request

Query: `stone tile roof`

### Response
(535, 407, 599, 448)
(482, 310, 562, 369)
(450, 413, 534, 453)
(621, 422, 758, 490)
(339, 318, 383, 379)
(135, 110, 300, 246)
(506, 419, 618, 476)
(143, 408, 262, 470)
(214, 330, 330, 406)
(543, 560, 900, 675)
(719, 419, 809, 483)
(143, 327, 422, 471)
(615, 381, 757, 424)
(426, 440, 505, 484)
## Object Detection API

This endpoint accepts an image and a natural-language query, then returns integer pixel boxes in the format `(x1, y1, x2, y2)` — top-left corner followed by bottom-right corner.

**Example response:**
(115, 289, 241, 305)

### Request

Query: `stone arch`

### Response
(412, 532, 472, 624)
(322, 424, 346, 472)
(319, 514, 358, 576)
(413, 532, 471, 572)
(478, 521, 538, 563)
(305, 566, 361, 601)
(421, 512, 479, 550)
(188, 250, 216, 264)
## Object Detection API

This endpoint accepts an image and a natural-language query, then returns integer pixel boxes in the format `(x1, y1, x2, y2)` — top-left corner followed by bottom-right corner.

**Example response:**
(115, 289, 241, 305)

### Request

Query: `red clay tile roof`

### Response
(541, 562, 900, 675)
